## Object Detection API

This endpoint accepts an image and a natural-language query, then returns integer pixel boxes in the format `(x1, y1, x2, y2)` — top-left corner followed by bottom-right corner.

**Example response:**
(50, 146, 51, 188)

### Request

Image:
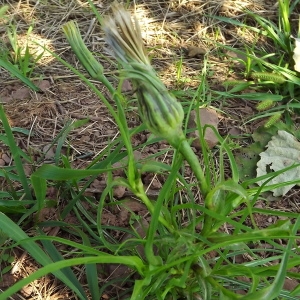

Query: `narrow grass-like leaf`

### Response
(55, 119, 89, 164)
(0, 255, 144, 300)
(79, 230, 101, 300)
(0, 212, 88, 300)
(144, 153, 182, 265)
(39, 232, 87, 299)
(31, 176, 47, 212)
(242, 217, 299, 299)
(31, 164, 112, 181)
(0, 59, 39, 91)
(0, 106, 32, 199)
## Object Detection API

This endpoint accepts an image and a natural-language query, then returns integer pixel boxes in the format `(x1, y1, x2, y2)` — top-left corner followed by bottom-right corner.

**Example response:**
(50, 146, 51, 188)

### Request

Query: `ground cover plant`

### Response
(0, 0, 300, 299)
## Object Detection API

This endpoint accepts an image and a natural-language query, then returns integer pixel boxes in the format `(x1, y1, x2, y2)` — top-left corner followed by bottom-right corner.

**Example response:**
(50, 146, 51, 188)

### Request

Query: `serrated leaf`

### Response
(256, 130, 300, 196)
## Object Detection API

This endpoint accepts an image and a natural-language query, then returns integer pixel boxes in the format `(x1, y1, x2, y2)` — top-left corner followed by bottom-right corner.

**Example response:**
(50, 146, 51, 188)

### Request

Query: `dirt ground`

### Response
(0, 0, 300, 299)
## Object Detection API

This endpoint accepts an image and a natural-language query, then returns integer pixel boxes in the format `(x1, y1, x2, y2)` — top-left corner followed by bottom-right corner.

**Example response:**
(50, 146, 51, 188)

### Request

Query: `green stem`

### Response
(135, 183, 174, 233)
(177, 138, 209, 198)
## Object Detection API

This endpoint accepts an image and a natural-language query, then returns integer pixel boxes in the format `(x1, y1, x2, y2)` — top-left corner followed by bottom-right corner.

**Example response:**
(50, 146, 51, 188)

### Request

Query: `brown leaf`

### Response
(1, 153, 11, 164)
(228, 127, 242, 136)
(121, 79, 132, 92)
(43, 144, 55, 160)
(188, 108, 219, 149)
(113, 184, 126, 199)
(36, 79, 51, 91)
(0, 273, 17, 288)
(187, 45, 206, 58)
(12, 86, 31, 100)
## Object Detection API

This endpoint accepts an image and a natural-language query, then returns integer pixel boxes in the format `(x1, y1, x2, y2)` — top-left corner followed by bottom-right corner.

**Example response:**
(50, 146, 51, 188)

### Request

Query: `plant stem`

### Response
(177, 138, 209, 198)
(135, 182, 174, 233)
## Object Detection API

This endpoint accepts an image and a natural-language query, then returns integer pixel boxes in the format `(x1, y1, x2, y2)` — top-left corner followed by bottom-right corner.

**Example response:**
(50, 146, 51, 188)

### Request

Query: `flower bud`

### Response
(62, 21, 103, 80)
(125, 66, 185, 145)
(103, 4, 185, 145)
(102, 4, 150, 66)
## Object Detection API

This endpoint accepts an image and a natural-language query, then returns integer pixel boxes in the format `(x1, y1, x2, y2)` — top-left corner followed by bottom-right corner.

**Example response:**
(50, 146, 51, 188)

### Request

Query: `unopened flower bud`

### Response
(103, 4, 185, 145)
(63, 21, 103, 80)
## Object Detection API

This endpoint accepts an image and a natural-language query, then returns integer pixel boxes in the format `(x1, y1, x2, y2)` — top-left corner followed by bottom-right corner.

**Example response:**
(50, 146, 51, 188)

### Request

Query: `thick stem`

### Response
(135, 185, 174, 233)
(177, 138, 209, 198)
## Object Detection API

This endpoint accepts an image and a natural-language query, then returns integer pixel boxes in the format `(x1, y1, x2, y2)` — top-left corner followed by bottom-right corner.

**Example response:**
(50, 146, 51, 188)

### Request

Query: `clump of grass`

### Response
(0, 5, 40, 91)
(212, 0, 300, 125)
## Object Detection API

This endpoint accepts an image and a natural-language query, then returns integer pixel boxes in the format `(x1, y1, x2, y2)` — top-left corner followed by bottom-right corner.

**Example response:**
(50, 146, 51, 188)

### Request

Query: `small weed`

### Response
(7, 23, 44, 78)
(212, 0, 300, 125)
(0, 6, 39, 90)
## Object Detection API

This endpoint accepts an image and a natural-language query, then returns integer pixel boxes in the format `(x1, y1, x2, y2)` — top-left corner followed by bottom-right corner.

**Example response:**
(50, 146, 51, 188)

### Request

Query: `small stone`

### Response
(12, 86, 31, 100)
(1, 153, 11, 164)
(113, 185, 126, 199)
(37, 80, 51, 91)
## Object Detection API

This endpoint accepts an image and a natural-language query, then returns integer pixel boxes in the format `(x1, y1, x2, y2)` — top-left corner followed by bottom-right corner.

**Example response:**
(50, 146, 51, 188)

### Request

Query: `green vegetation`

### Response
(0, 1, 300, 299)
(0, 5, 39, 90)
(213, 0, 300, 126)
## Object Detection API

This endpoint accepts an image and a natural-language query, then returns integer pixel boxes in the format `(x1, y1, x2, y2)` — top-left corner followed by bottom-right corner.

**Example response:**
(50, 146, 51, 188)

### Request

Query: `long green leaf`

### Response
(242, 217, 299, 299)
(31, 164, 112, 181)
(0, 213, 88, 300)
(0, 59, 39, 91)
(0, 106, 32, 199)
(0, 255, 145, 299)
(39, 233, 87, 299)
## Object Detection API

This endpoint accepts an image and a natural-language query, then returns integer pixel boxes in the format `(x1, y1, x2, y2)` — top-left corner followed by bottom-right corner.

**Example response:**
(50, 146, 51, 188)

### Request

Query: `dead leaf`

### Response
(187, 45, 206, 58)
(228, 127, 242, 136)
(1, 153, 11, 164)
(121, 218, 149, 259)
(12, 86, 31, 100)
(0, 96, 13, 103)
(283, 278, 299, 291)
(257, 130, 300, 196)
(43, 144, 55, 160)
(35, 207, 58, 233)
(23, 164, 32, 176)
(188, 108, 219, 149)
(36, 80, 51, 91)
(292, 37, 300, 72)
(121, 79, 132, 92)
(226, 50, 247, 62)
(0, 273, 17, 288)
(113, 184, 126, 199)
